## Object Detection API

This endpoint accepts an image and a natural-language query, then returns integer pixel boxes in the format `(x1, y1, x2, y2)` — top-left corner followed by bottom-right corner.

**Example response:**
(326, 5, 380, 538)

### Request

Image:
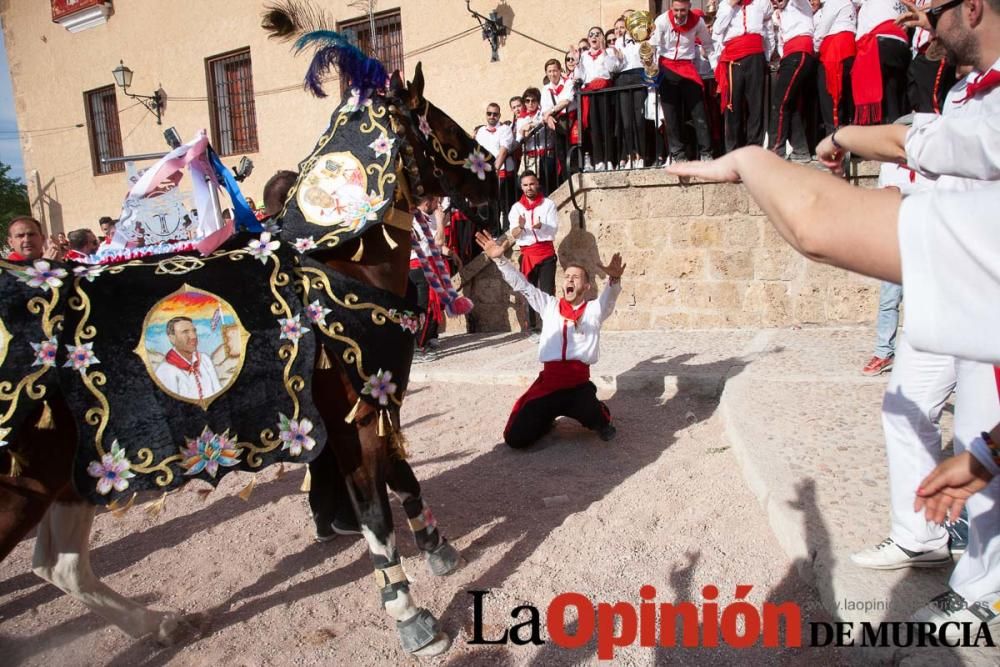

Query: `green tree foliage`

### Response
(0, 161, 30, 241)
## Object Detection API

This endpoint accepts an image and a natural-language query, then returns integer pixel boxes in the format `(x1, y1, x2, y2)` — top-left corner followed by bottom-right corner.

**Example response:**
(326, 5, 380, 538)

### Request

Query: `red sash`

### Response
(714, 34, 764, 111)
(852, 20, 908, 125)
(819, 31, 858, 127)
(409, 258, 446, 323)
(659, 57, 704, 88)
(783, 35, 814, 57)
(581, 78, 612, 129)
(519, 240, 556, 276)
(504, 360, 590, 437)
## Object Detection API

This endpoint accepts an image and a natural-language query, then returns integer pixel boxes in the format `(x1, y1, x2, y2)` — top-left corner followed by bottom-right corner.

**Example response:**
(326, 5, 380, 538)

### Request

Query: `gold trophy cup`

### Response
(626, 10, 658, 78)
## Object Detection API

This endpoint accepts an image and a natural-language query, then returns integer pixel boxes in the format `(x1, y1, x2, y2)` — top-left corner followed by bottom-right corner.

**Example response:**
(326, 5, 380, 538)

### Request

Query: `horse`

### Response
(0, 22, 496, 656)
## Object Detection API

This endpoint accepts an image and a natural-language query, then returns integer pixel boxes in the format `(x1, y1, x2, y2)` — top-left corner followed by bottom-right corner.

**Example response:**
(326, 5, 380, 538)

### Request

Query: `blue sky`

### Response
(0, 29, 24, 182)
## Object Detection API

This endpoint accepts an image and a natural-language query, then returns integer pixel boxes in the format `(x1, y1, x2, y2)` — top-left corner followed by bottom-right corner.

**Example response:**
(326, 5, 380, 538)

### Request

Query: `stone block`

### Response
(604, 307, 651, 330)
(652, 311, 691, 329)
(744, 282, 791, 327)
(627, 217, 674, 250)
(645, 183, 703, 217)
(472, 276, 506, 305)
(748, 196, 766, 216)
(708, 250, 754, 280)
(793, 284, 827, 324)
(719, 215, 762, 247)
(703, 183, 748, 215)
(761, 222, 790, 249)
(644, 281, 681, 307)
(678, 281, 743, 311)
(805, 260, 852, 282)
(827, 283, 878, 323)
(753, 247, 801, 281)
(671, 218, 721, 248)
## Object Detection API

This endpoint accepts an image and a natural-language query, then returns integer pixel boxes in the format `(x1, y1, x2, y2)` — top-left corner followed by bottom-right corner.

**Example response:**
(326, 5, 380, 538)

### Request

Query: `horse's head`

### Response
(386, 63, 497, 207)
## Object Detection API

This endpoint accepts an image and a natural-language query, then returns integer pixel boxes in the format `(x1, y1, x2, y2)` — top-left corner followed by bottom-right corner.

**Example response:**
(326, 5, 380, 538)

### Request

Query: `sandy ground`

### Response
(1, 380, 855, 666)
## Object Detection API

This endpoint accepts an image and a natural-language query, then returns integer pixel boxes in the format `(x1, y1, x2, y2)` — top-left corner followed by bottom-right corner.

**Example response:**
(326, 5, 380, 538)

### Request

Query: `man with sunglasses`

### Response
(475, 103, 517, 234)
(812, 0, 1000, 638)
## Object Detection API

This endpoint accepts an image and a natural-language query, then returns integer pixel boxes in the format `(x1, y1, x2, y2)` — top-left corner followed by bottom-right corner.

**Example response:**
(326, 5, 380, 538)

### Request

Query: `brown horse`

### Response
(0, 62, 496, 656)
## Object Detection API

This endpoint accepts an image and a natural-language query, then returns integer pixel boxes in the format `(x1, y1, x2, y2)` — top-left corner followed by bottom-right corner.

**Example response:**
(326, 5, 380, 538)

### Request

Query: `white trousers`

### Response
(882, 332, 1000, 603)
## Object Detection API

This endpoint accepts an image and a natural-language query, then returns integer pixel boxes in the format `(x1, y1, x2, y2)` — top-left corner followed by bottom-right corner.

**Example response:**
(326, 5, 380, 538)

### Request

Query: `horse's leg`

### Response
(385, 455, 461, 576)
(31, 500, 189, 644)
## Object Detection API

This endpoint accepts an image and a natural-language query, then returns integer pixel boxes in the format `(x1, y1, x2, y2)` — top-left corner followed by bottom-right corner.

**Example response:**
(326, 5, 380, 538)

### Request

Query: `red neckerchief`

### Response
(484, 125, 497, 133)
(6, 252, 27, 261)
(64, 249, 87, 261)
(518, 109, 532, 119)
(549, 81, 564, 96)
(164, 349, 205, 398)
(519, 194, 544, 212)
(668, 9, 701, 33)
(588, 49, 604, 60)
(958, 69, 1000, 104)
(559, 298, 587, 324)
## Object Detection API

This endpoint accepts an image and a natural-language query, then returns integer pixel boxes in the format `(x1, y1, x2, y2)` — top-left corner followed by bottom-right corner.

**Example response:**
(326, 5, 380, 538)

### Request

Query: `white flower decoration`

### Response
(64, 342, 100, 373)
(30, 336, 59, 368)
(343, 192, 388, 230)
(305, 300, 331, 324)
(72, 264, 105, 283)
(342, 88, 373, 114)
(463, 150, 493, 181)
(278, 314, 310, 344)
(87, 440, 135, 495)
(278, 414, 316, 457)
(247, 232, 280, 263)
(294, 237, 317, 253)
(12, 260, 67, 292)
(369, 132, 395, 158)
(362, 369, 397, 406)
(418, 114, 433, 138)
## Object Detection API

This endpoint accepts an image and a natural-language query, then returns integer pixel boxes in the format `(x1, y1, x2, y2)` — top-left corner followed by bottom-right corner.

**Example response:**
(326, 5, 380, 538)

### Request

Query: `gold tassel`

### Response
(144, 493, 168, 519)
(344, 397, 363, 424)
(350, 238, 365, 262)
(382, 225, 399, 250)
(301, 468, 312, 493)
(109, 493, 137, 518)
(8, 450, 26, 477)
(196, 488, 213, 501)
(316, 345, 332, 369)
(274, 462, 286, 480)
(35, 403, 54, 430)
(238, 477, 256, 502)
(391, 429, 409, 460)
(377, 410, 387, 437)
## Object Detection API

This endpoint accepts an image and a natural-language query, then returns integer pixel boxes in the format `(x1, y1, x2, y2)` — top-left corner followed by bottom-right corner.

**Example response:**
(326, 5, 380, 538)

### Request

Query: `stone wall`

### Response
(460, 164, 881, 333)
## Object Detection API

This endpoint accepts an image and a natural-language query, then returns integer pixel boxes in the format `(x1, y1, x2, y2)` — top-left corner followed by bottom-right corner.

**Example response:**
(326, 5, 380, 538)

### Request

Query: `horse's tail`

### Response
(262, 1, 387, 99)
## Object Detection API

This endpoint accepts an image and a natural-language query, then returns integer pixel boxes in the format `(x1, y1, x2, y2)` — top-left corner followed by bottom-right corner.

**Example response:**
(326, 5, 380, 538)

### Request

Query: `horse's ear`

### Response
(409, 62, 425, 106)
(389, 70, 405, 95)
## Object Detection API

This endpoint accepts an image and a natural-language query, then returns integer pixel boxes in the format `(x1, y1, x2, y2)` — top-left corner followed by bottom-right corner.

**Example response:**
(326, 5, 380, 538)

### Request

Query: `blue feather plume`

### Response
(294, 30, 388, 98)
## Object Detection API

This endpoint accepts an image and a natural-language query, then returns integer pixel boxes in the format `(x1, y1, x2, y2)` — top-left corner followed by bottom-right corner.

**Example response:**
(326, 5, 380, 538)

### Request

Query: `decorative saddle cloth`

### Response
(278, 92, 410, 255)
(0, 258, 70, 448)
(299, 256, 417, 418)
(57, 234, 327, 505)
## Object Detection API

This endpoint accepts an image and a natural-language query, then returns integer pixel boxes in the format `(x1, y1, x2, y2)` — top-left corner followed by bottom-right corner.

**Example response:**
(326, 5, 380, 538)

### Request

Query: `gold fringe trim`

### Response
(109, 493, 137, 518)
(238, 477, 256, 502)
(196, 488, 213, 501)
(377, 410, 387, 437)
(344, 397, 363, 424)
(382, 225, 399, 250)
(316, 345, 332, 370)
(35, 403, 54, 430)
(301, 468, 312, 493)
(350, 238, 365, 262)
(8, 451, 26, 477)
(144, 493, 168, 519)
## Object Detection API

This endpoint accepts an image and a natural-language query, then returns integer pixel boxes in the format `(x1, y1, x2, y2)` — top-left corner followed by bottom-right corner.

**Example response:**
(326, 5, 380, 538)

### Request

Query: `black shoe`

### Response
(599, 424, 617, 442)
(313, 514, 337, 543)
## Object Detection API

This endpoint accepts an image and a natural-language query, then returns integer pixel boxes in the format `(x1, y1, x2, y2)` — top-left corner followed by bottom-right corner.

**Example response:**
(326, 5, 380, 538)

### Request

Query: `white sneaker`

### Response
(849, 537, 952, 570)
(912, 590, 1000, 642)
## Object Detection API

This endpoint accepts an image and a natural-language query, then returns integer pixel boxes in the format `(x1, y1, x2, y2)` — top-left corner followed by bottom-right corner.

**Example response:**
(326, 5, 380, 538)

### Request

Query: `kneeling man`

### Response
(475, 231, 626, 449)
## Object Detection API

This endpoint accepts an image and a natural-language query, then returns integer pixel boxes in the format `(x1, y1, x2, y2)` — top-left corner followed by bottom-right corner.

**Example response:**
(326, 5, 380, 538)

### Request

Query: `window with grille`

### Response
(337, 9, 405, 89)
(84, 85, 124, 175)
(206, 48, 259, 156)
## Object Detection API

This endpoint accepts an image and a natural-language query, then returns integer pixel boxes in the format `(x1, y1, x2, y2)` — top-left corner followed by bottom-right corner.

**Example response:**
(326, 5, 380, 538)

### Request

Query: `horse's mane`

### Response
(262, 0, 388, 98)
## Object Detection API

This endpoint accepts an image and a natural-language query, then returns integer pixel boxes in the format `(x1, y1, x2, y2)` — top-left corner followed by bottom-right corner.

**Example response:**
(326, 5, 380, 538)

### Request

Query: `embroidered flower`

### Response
(294, 237, 317, 253)
(343, 191, 388, 230)
(369, 132, 395, 158)
(72, 264, 105, 282)
(362, 369, 397, 406)
(278, 314, 310, 343)
(399, 311, 421, 334)
(180, 427, 241, 478)
(63, 342, 99, 373)
(305, 300, 331, 325)
(342, 88, 373, 114)
(87, 440, 135, 496)
(463, 150, 493, 181)
(418, 114, 433, 138)
(12, 260, 68, 291)
(277, 413, 316, 457)
(247, 232, 281, 263)
(30, 336, 58, 368)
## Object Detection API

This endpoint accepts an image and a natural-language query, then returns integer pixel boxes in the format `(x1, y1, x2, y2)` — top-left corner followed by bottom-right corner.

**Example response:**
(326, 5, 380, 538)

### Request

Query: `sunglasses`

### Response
(486, 111, 500, 117)
(565, 57, 577, 63)
(588, 31, 602, 37)
(927, 0, 963, 29)
(524, 98, 538, 103)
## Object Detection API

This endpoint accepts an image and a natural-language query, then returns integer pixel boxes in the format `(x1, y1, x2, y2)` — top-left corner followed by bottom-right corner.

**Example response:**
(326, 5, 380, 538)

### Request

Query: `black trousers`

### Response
(908, 53, 957, 113)
(492, 174, 518, 236)
(407, 268, 438, 347)
(525, 255, 556, 331)
(876, 38, 912, 124)
(587, 92, 614, 166)
(505, 381, 611, 449)
(723, 53, 767, 153)
(818, 56, 855, 135)
(769, 52, 818, 157)
(615, 68, 648, 161)
(659, 67, 712, 159)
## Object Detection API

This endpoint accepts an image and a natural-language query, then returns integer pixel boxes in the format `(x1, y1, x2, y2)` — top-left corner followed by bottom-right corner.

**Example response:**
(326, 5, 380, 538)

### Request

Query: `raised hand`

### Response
(598, 252, 627, 280)
(896, 0, 932, 30)
(517, 213, 527, 228)
(475, 230, 505, 259)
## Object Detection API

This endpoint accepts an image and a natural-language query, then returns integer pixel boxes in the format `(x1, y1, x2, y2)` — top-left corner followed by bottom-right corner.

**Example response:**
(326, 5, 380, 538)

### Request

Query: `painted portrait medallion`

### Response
(134, 285, 249, 409)
(297, 150, 387, 229)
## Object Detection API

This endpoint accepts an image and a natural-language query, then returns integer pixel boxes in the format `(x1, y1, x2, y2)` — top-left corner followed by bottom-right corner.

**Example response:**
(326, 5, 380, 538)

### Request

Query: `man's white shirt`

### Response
(475, 124, 516, 172)
(155, 350, 223, 400)
(508, 197, 559, 247)
(651, 12, 714, 62)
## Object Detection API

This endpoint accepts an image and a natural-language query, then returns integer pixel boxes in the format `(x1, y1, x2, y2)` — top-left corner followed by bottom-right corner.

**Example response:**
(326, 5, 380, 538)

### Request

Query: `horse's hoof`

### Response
(425, 539, 461, 577)
(156, 611, 209, 646)
(397, 608, 450, 656)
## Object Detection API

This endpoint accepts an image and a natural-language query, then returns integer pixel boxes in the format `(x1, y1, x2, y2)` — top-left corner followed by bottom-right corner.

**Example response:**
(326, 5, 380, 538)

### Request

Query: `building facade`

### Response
(1, 0, 660, 235)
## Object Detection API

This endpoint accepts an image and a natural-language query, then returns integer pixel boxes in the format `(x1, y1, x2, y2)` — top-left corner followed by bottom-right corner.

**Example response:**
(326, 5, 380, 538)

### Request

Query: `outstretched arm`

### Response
(596, 252, 626, 321)
(475, 231, 555, 314)
(668, 146, 903, 282)
(815, 124, 909, 173)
